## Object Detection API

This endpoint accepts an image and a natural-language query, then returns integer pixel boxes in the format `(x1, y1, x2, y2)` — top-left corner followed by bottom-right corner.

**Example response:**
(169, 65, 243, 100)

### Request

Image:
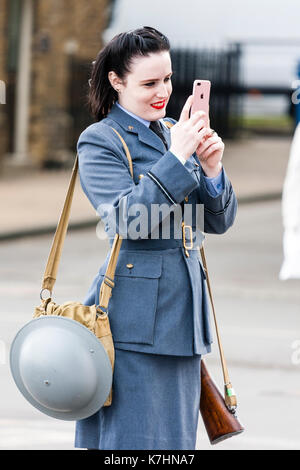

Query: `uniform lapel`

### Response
(108, 104, 168, 154)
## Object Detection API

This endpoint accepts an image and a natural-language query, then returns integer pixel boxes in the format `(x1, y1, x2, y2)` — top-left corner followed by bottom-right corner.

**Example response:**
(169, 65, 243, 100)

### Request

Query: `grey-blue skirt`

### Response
(75, 348, 201, 450)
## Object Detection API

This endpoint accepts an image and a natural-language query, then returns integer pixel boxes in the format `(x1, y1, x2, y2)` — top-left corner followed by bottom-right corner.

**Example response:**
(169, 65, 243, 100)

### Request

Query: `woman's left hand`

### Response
(196, 126, 224, 178)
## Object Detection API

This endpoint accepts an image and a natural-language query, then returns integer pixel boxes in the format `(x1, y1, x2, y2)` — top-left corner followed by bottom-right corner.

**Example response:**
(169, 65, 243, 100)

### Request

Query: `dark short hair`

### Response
(88, 26, 171, 121)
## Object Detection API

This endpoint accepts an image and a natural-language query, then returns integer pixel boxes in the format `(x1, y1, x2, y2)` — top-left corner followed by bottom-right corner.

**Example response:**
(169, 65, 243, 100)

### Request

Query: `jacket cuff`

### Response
(199, 167, 233, 213)
(147, 151, 198, 204)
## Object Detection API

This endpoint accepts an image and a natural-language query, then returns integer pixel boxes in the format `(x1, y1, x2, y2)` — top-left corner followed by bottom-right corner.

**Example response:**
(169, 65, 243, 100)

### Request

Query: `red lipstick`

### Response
(150, 100, 166, 110)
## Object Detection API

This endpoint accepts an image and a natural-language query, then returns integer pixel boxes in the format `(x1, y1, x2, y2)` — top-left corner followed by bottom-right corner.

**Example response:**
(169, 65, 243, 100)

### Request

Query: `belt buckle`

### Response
(182, 222, 193, 257)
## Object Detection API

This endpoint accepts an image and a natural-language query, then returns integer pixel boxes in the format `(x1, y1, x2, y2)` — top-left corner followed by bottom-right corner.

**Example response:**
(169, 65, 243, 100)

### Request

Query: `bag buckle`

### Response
(182, 222, 193, 257)
(96, 305, 108, 318)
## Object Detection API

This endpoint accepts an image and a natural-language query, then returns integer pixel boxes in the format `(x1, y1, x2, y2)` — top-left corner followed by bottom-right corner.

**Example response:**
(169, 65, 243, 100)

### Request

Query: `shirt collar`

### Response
(116, 102, 151, 128)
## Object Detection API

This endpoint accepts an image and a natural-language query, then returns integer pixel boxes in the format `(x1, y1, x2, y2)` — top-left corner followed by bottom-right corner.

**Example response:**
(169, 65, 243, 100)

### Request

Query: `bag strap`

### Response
(40, 128, 132, 316)
(198, 245, 237, 410)
(96, 128, 134, 314)
(41, 156, 80, 296)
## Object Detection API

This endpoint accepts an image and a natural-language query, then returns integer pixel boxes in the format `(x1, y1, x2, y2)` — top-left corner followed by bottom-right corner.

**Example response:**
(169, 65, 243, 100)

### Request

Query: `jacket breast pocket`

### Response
(97, 251, 162, 345)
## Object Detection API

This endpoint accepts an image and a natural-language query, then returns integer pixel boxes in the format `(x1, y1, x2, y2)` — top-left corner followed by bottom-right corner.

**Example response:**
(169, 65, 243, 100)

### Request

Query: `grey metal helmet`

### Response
(10, 316, 112, 421)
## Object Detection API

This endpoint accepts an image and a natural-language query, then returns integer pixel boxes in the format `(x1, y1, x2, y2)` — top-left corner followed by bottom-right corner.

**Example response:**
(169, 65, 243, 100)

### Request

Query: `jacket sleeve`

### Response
(77, 123, 199, 240)
(197, 165, 238, 234)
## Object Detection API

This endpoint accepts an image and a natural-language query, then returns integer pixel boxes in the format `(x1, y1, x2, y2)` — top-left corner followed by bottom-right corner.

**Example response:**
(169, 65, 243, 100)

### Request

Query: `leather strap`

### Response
(199, 246, 230, 384)
(111, 127, 134, 177)
(198, 245, 236, 408)
(41, 156, 79, 294)
(97, 128, 134, 312)
(41, 128, 133, 315)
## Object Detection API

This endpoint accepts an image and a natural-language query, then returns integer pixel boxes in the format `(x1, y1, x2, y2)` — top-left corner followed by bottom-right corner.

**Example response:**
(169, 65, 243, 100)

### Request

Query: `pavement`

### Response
(0, 134, 292, 240)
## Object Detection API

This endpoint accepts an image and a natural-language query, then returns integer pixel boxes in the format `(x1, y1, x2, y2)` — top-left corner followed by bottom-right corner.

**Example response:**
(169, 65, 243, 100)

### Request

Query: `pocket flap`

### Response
(99, 251, 162, 279)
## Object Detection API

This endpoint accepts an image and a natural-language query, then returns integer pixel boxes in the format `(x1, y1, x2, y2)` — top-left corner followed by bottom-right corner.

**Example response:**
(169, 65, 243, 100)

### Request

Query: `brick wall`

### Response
(0, 0, 110, 167)
(30, 0, 109, 165)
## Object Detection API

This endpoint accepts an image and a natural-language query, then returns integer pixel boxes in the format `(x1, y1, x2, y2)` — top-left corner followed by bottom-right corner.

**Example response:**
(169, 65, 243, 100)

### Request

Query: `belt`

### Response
(109, 223, 199, 256)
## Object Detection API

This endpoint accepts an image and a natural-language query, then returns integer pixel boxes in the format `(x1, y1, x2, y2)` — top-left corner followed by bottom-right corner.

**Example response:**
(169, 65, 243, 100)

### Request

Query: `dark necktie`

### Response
(149, 121, 168, 150)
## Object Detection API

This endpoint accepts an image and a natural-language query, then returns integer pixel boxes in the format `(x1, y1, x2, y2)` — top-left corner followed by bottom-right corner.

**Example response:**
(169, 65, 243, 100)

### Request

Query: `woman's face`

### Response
(110, 51, 173, 121)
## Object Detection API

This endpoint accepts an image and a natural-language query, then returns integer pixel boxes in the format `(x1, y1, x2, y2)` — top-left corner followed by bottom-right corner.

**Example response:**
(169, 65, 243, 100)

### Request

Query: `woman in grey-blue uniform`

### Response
(75, 26, 237, 450)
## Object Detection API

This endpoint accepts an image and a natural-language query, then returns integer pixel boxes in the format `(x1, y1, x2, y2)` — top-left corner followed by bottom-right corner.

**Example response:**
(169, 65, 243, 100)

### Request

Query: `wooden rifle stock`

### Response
(200, 360, 244, 445)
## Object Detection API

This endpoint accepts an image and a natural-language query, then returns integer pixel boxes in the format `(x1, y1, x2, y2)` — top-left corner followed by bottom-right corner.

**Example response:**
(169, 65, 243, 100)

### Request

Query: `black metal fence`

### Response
(168, 45, 242, 138)
(69, 44, 243, 150)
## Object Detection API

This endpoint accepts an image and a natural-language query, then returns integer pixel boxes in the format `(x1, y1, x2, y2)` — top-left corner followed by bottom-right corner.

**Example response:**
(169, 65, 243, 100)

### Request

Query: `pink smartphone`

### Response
(191, 79, 211, 128)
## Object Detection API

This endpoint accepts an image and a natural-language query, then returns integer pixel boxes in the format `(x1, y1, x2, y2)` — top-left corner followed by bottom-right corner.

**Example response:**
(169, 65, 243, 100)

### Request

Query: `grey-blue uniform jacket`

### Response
(77, 103, 237, 357)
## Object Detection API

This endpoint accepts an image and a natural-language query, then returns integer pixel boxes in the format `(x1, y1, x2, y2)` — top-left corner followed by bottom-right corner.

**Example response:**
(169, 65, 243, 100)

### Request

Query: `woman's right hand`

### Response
(169, 95, 212, 162)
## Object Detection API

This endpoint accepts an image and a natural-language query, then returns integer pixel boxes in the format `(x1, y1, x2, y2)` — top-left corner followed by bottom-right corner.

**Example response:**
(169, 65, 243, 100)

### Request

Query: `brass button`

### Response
(128, 125, 134, 131)
(126, 263, 134, 269)
(138, 174, 144, 180)
(184, 196, 189, 202)
(194, 162, 199, 167)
